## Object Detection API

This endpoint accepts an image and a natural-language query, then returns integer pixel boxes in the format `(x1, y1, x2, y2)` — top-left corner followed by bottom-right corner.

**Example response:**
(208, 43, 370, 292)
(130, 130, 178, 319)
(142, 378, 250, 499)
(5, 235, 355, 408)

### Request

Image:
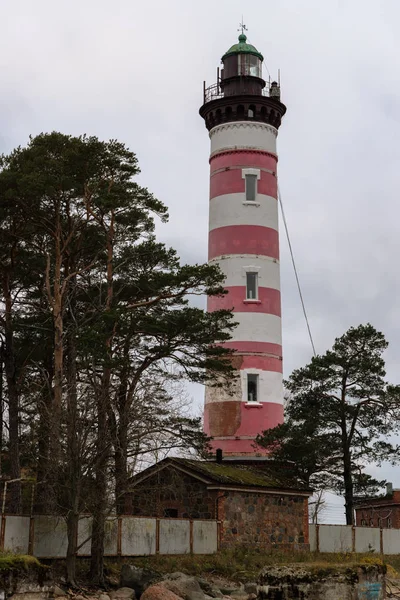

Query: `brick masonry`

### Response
(355, 490, 400, 529)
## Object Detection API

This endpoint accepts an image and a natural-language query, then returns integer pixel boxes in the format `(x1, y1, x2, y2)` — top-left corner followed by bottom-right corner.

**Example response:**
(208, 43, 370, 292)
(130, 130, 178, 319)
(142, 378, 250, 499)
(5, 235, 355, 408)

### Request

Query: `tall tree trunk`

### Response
(114, 363, 129, 516)
(43, 205, 65, 513)
(90, 373, 110, 586)
(343, 449, 354, 525)
(65, 292, 80, 587)
(35, 331, 54, 513)
(2, 271, 21, 513)
(0, 341, 4, 477)
(90, 211, 115, 584)
(115, 431, 128, 516)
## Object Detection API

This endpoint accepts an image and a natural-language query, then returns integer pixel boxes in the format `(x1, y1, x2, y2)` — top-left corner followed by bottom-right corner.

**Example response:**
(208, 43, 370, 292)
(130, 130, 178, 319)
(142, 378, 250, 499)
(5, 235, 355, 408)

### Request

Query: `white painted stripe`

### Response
(209, 193, 279, 232)
(210, 122, 278, 155)
(209, 255, 281, 290)
(240, 369, 283, 404)
(205, 370, 283, 405)
(230, 312, 282, 345)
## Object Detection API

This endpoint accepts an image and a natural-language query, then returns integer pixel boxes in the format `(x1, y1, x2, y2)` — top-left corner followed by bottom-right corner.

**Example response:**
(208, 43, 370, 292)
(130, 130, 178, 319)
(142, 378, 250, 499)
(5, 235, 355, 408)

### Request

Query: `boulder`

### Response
(209, 590, 223, 599)
(110, 587, 136, 600)
(244, 583, 257, 595)
(53, 587, 67, 597)
(120, 565, 159, 598)
(161, 573, 205, 600)
(99, 594, 111, 600)
(141, 585, 181, 600)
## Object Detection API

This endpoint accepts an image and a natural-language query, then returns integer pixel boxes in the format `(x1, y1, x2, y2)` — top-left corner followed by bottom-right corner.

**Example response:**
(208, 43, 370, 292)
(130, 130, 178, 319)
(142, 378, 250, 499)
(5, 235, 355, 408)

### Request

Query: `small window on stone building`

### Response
(248, 108, 254, 118)
(164, 508, 178, 518)
(245, 174, 257, 201)
(361, 519, 367, 526)
(247, 373, 259, 402)
(369, 518, 374, 527)
(246, 272, 258, 300)
(388, 517, 392, 529)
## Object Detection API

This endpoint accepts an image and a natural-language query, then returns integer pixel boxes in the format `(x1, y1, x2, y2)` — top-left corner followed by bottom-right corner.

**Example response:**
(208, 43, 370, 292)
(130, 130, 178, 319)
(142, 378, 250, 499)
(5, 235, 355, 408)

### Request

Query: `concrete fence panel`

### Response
(121, 517, 156, 556)
(33, 516, 68, 558)
(3, 516, 30, 554)
(77, 517, 92, 556)
(383, 528, 400, 554)
(309, 524, 317, 552)
(318, 525, 353, 553)
(104, 518, 118, 556)
(159, 519, 190, 554)
(355, 527, 380, 553)
(193, 520, 218, 554)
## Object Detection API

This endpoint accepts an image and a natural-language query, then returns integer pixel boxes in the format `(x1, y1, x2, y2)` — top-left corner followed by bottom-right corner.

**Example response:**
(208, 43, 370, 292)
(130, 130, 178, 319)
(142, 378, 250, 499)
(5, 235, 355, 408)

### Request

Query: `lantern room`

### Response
(220, 33, 265, 97)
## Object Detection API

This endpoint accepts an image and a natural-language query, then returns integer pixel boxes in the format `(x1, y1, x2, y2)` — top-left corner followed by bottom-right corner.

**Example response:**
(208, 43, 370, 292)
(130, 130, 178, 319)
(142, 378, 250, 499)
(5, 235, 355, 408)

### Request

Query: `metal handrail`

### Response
(203, 81, 278, 104)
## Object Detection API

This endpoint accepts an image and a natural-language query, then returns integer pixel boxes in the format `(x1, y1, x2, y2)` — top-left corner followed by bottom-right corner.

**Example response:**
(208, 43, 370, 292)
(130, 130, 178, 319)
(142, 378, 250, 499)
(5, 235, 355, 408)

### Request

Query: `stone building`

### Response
(355, 484, 400, 528)
(127, 457, 311, 549)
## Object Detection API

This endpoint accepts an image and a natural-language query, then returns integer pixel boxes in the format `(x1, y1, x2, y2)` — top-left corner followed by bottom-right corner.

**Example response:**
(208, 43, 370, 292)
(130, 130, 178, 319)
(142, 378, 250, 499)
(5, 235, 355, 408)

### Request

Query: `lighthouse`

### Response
(200, 31, 287, 456)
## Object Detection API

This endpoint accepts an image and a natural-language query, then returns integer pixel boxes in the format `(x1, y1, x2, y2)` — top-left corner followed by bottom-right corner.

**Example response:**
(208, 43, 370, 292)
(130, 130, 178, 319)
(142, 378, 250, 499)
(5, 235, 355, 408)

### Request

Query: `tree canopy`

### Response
(0, 132, 235, 584)
(257, 324, 400, 524)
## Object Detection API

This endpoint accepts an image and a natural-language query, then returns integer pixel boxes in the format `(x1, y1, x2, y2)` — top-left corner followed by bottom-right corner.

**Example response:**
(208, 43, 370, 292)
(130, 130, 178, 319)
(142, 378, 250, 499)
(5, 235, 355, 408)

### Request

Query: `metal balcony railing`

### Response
(203, 80, 279, 104)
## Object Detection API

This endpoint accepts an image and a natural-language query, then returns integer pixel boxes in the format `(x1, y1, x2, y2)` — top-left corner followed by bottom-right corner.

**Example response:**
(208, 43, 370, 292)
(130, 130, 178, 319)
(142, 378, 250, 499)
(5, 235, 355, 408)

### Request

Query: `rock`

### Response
(196, 579, 213, 596)
(247, 595, 257, 600)
(209, 590, 223, 599)
(120, 564, 159, 598)
(53, 586, 68, 597)
(99, 594, 111, 600)
(8, 596, 48, 600)
(110, 588, 136, 600)
(161, 573, 205, 600)
(165, 572, 190, 580)
(244, 583, 257, 595)
(141, 585, 181, 600)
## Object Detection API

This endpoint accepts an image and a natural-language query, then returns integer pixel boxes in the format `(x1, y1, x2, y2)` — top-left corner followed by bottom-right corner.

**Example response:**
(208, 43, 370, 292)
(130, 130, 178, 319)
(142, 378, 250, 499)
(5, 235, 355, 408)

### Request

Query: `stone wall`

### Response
(128, 466, 218, 519)
(220, 491, 309, 549)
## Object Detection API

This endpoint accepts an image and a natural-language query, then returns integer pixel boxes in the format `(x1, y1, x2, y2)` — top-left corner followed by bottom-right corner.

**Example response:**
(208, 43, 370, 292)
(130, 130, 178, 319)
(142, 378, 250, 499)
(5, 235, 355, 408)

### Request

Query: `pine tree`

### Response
(257, 324, 400, 524)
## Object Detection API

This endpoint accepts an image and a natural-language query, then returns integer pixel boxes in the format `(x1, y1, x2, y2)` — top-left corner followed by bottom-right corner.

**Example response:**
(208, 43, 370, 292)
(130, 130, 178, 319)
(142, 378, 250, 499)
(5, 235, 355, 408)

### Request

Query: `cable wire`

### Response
(278, 185, 317, 357)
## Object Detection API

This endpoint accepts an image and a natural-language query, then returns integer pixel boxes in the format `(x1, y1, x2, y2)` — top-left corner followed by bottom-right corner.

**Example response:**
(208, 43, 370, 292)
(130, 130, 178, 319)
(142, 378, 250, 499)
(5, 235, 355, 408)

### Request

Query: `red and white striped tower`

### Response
(200, 32, 287, 456)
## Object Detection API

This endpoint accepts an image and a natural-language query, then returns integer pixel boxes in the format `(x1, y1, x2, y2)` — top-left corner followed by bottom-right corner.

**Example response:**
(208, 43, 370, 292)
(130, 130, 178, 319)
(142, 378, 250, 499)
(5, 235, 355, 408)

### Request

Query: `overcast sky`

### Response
(2, 0, 400, 523)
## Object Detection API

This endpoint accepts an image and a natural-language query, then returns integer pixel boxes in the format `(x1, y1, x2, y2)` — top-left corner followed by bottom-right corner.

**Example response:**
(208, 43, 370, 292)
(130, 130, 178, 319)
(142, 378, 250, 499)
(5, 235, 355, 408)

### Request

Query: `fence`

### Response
(310, 524, 400, 554)
(0, 515, 218, 557)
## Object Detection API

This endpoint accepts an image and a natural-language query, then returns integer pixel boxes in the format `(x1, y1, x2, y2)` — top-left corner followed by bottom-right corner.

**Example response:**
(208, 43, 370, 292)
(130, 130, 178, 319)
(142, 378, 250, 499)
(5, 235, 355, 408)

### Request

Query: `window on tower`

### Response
(245, 174, 257, 201)
(247, 374, 259, 403)
(246, 272, 258, 300)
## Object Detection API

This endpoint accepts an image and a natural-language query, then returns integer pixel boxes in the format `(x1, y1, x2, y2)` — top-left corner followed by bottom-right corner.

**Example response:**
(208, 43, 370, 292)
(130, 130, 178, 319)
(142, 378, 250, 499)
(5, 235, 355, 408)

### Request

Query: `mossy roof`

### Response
(126, 457, 310, 493)
(176, 459, 310, 491)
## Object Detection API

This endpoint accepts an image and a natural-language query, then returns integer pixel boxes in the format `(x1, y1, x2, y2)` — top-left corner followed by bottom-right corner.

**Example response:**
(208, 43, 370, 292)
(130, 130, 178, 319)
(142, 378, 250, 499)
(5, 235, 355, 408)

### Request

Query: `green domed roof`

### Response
(222, 34, 263, 61)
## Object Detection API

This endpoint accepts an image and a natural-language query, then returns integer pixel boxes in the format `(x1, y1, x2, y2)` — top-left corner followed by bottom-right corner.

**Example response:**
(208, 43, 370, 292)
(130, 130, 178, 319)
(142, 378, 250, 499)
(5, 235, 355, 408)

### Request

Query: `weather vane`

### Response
(238, 17, 248, 35)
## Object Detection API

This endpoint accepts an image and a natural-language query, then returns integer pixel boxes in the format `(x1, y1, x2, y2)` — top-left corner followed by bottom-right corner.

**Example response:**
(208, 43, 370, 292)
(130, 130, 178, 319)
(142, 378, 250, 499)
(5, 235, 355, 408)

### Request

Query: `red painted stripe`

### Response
(221, 341, 283, 357)
(210, 168, 277, 199)
(204, 401, 284, 455)
(208, 286, 281, 316)
(208, 225, 279, 260)
(210, 150, 277, 172)
(240, 355, 283, 373)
